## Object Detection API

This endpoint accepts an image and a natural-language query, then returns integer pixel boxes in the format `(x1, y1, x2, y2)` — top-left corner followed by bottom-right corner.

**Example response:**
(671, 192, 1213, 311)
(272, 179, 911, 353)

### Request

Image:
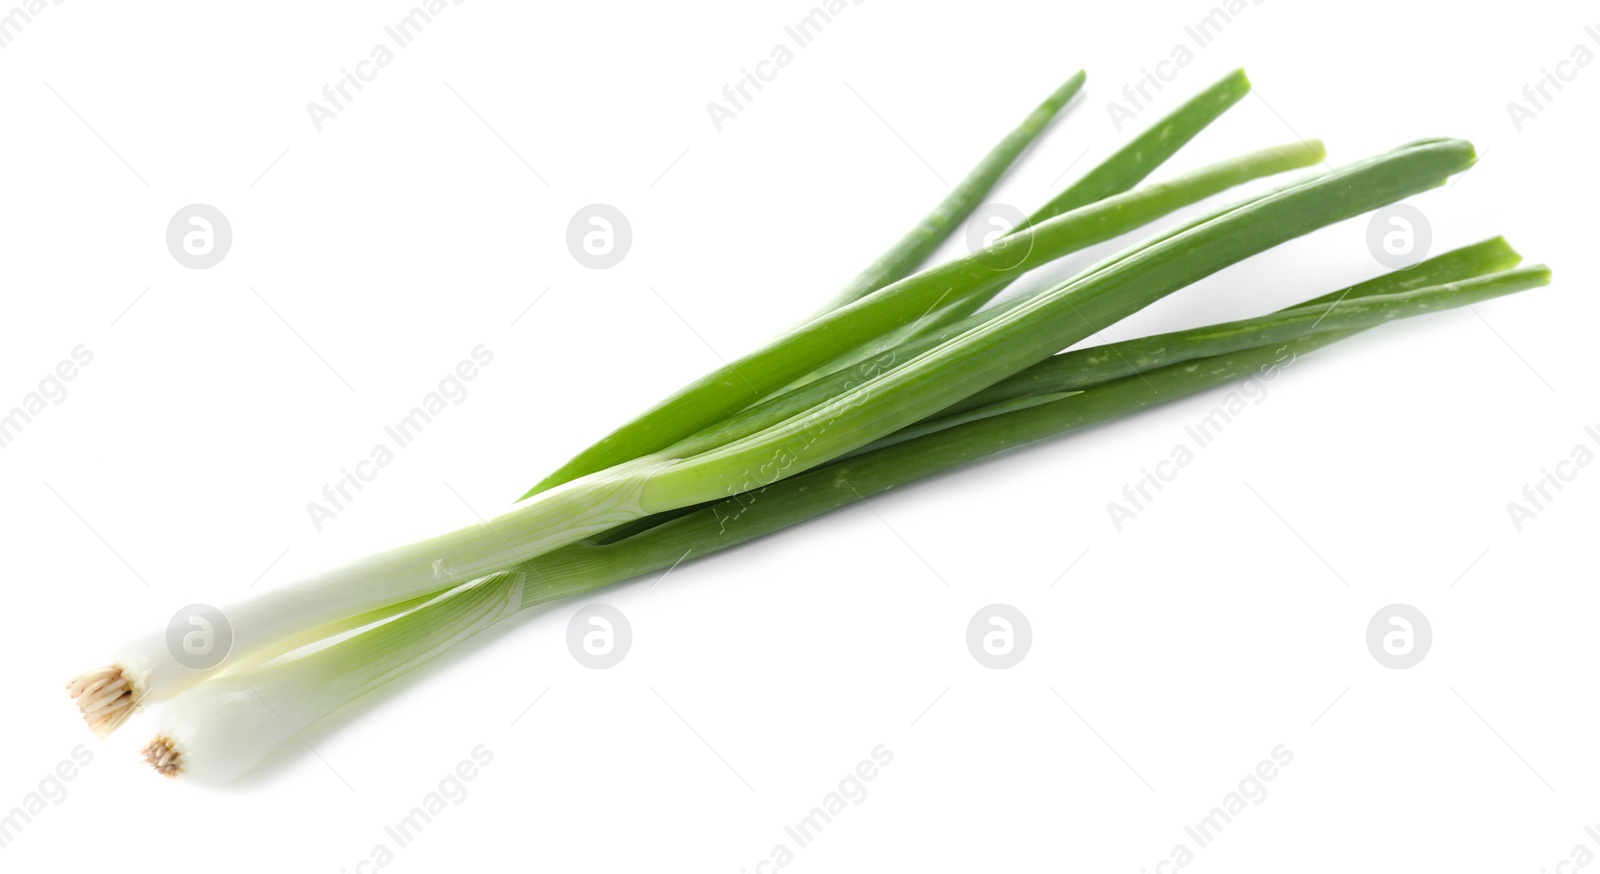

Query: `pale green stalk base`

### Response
(79, 457, 672, 724)
(144, 573, 525, 784)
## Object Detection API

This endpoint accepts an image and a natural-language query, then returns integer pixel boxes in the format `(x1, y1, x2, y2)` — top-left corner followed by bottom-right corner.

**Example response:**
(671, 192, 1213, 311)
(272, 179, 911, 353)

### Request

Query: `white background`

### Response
(2, 0, 1596, 871)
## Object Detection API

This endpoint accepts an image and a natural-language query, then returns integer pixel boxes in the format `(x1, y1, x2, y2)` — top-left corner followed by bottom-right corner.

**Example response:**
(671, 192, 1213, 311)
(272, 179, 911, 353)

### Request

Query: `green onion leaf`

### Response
(805, 70, 1087, 318)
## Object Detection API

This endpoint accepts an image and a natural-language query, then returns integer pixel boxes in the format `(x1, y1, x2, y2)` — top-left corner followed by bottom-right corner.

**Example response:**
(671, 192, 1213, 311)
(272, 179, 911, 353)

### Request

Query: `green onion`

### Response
(71, 59, 1552, 787)
(638, 139, 1478, 507)
(68, 137, 1477, 738)
(522, 137, 1326, 498)
(136, 245, 1549, 782)
(525, 71, 1257, 500)
(658, 140, 1326, 461)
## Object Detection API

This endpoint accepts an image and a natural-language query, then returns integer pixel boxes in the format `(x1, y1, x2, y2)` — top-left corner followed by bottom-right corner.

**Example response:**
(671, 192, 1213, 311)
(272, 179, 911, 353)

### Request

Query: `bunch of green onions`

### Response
(65, 68, 1550, 784)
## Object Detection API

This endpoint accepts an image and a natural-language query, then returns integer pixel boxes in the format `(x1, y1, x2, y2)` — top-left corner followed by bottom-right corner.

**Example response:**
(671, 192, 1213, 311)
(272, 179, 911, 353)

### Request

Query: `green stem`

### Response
(570, 333, 1361, 582)
(873, 265, 1548, 448)
(944, 249, 1539, 417)
(520, 73, 1088, 503)
(914, 68, 1258, 335)
(639, 139, 1478, 512)
(656, 140, 1326, 460)
(521, 137, 1322, 499)
(803, 70, 1087, 319)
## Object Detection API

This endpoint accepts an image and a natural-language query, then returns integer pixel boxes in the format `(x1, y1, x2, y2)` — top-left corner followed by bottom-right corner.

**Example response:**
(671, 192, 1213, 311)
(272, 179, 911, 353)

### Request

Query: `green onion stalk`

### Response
(67, 136, 1335, 736)
(907, 67, 1260, 336)
(140, 244, 1547, 782)
(72, 135, 1476, 739)
(801, 69, 1088, 319)
(522, 68, 1262, 500)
